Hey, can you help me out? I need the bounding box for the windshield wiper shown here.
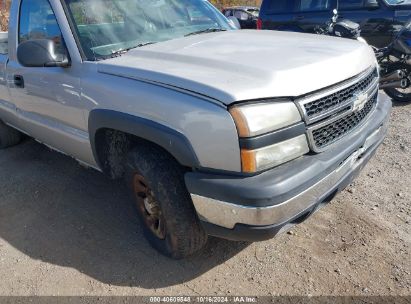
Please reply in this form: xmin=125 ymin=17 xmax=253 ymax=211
xmin=132 ymin=42 xmax=157 ymax=48
xmin=111 ymin=42 xmax=157 ymax=57
xmin=185 ymin=28 xmax=227 ymax=37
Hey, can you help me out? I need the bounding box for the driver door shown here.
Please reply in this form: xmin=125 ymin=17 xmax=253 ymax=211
xmin=6 ymin=0 xmax=89 ymax=161
xmin=337 ymin=0 xmax=393 ymax=48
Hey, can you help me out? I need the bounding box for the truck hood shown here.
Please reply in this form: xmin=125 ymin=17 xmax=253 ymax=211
xmin=97 ymin=30 xmax=376 ymax=105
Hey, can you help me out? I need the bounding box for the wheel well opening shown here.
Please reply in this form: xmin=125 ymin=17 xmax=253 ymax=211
xmin=94 ymin=128 xmax=189 ymax=179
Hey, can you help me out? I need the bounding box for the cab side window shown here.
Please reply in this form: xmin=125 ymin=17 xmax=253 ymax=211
xmin=234 ymin=10 xmax=249 ymax=20
xmin=339 ymin=0 xmax=365 ymax=9
xmin=298 ymin=0 xmax=333 ymax=12
xmin=266 ymin=0 xmax=297 ymax=14
xmin=19 ymin=0 xmax=65 ymax=55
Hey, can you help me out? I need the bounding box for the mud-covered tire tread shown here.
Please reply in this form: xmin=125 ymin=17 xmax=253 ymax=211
xmin=0 ymin=121 xmax=22 ymax=149
xmin=125 ymin=144 xmax=207 ymax=259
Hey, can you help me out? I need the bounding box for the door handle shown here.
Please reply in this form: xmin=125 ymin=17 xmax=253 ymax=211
xmin=13 ymin=75 xmax=24 ymax=88
xmin=294 ymin=15 xmax=305 ymax=21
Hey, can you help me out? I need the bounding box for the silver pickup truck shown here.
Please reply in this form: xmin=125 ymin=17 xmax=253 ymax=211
xmin=0 ymin=0 xmax=391 ymax=259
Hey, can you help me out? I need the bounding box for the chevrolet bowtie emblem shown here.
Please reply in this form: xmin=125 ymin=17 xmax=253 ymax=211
xmin=353 ymin=92 xmax=368 ymax=112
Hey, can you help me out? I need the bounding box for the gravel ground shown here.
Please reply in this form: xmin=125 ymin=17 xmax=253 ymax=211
xmin=0 ymin=96 xmax=410 ymax=296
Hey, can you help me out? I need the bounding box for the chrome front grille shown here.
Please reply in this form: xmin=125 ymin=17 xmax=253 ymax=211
xmin=303 ymin=68 xmax=378 ymax=120
xmin=296 ymin=66 xmax=380 ymax=153
xmin=310 ymin=91 xmax=378 ymax=149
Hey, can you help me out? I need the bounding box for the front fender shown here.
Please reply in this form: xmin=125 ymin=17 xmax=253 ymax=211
xmin=88 ymin=109 xmax=200 ymax=170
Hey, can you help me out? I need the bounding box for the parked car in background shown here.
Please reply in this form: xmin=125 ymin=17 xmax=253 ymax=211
xmin=258 ymin=0 xmax=411 ymax=48
xmin=223 ymin=6 xmax=260 ymax=29
xmin=0 ymin=32 xmax=7 ymax=54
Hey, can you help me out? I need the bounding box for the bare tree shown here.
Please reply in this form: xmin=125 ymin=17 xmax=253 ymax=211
xmin=0 ymin=0 xmax=11 ymax=31
xmin=210 ymin=0 xmax=261 ymax=10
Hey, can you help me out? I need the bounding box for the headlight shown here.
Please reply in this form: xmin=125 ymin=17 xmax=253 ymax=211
xmin=230 ymin=101 xmax=309 ymax=173
xmin=229 ymin=101 xmax=302 ymax=137
xmin=241 ymin=135 xmax=309 ymax=172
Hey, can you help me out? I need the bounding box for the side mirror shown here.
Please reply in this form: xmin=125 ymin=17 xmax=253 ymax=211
xmin=332 ymin=8 xmax=338 ymax=23
xmin=17 ymin=39 xmax=70 ymax=68
xmin=364 ymin=0 xmax=379 ymax=9
xmin=227 ymin=16 xmax=241 ymax=29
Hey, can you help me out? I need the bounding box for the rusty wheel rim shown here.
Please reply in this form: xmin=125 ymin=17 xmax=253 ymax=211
xmin=133 ymin=174 xmax=166 ymax=240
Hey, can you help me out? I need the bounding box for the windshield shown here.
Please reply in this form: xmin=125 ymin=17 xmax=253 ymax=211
xmin=63 ymin=0 xmax=233 ymax=60
xmin=383 ymin=0 xmax=411 ymax=5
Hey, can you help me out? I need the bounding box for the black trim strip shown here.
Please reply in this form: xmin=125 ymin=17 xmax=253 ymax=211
xmin=59 ymin=0 xmax=87 ymax=61
xmin=88 ymin=109 xmax=200 ymax=173
xmin=239 ymin=122 xmax=306 ymax=150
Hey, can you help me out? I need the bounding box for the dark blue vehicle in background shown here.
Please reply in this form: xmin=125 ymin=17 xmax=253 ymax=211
xmin=257 ymin=0 xmax=411 ymax=48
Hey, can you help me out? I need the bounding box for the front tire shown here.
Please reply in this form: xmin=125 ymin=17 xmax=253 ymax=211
xmin=384 ymin=88 xmax=411 ymax=103
xmin=0 ymin=121 xmax=22 ymax=149
xmin=125 ymin=144 xmax=207 ymax=259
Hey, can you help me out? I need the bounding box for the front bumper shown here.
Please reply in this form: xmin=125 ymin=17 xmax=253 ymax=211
xmin=185 ymin=93 xmax=392 ymax=241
